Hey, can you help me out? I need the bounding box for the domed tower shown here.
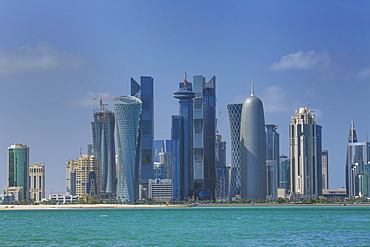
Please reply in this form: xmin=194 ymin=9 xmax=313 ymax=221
xmin=240 ymin=84 xmax=266 ymax=200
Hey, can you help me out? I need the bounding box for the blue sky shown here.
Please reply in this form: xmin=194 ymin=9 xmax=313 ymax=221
xmin=1 ymin=1 xmax=370 ymax=194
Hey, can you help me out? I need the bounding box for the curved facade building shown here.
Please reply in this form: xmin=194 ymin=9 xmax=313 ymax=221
xmin=114 ymin=96 xmax=142 ymax=202
xmin=240 ymin=94 xmax=266 ymax=200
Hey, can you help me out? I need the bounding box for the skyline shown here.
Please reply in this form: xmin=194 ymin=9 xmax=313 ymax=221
xmin=1 ymin=1 xmax=370 ymax=193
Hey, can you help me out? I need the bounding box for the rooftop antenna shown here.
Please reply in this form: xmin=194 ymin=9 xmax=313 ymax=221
xmin=80 ymin=147 xmax=82 ymax=157
xmin=251 ymin=80 xmax=254 ymax=96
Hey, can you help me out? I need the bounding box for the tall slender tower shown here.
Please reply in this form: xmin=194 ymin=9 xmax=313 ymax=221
xmin=193 ymin=75 xmax=216 ymax=198
xmin=131 ymin=76 xmax=154 ymax=190
xmin=266 ymin=124 xmax=279 ymax=199
xmin=8 ymin=143 xmax=29 ymax=200
xmin=29 ymin=163 xmax=45 ymax=202
xmin=114 ymin=95 xmax=142 ymax=202
xmin=290 ymin=107 xmax=322 ymax=198
xmin=91 ymin=109 xmax=115 ymax=198
xmin=227 ymin=103 xmax=243 ymax=198
xmin=240 ymin=86 xmax=266 ymax=200
xmin=172 ymin=74 xmax=195 ymax=200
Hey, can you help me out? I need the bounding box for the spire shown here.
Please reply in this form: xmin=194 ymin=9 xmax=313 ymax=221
xmin=183 ymin=72 xmax=188 ymax=87
xmin=251 ymin=80 xmax=254 ymax=96
xmin=349 ymin=121 xmax=358 ymax=143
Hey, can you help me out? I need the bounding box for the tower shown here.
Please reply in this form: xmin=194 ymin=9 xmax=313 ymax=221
xmin=172 ymin=74 xmax=195 ymax=200
xmin=193 ymin=75 xmax=216 ymax=198
xmin=240 ymin=87 xmax=267 ymax=200
xmin=322 ymin=150 xmax=329 ymax=190
xmin=131 ymin=76 xmax=154 ymax=190
xmin=114 ymin=95 xmax=142 ymax=202
xmin=265 ymin=124 xmax=279 ymax=199
xmin=29 ymin=163 xmax=45 ymax=202
xmin=290 ymin=107 xmax=322 ymax=198
xmin=8 ymin=143 xmax=29 ymax=200
xmin=91 ymin=109 xmax=116 ymax=198
xmin=227 ymin=103 xmax=243 ymax=198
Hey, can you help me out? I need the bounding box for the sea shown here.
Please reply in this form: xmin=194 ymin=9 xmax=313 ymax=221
xmin=1 ymin=205 xmax=369 ymax=246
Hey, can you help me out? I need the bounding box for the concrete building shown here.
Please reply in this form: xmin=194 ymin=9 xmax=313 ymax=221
xmin=240 ymin=87 xmax=266 ymax=200
xmin=29 ymin=163 xmax=45 ymax=202
xmin=73 ymin=155 xmax=99 ymax=196
xmin=290 ymin=107 xmax=322 ymax=198
xmin=322 ymin=150 xmax=329 ymax=190
xmin=148 ymin=179 xmax=172 ymax=202
xmin=4 ymin=186 xmax=24 ymax=202
xmin=172 ymin=74 xmax=195 ymax=200
xmin=114 ymin=95 xmax=142 ymax=202
xmin=8 ymin=143 xmax=29 ymax=200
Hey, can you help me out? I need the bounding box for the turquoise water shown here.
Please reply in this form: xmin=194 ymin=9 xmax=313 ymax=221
xmin=1 ymin=206 xmax=370 ymax=246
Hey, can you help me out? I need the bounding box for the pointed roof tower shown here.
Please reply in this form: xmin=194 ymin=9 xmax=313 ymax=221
xmin=348 ymin=121 xmax=358 ymax=143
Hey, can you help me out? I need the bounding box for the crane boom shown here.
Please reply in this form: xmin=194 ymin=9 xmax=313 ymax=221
xmin=92 ymin=95 xmax=116 ymax=111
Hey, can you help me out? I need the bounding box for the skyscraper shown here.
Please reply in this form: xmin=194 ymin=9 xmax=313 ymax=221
xmin=114 ymin=95 xmax=142 ymax=202
xmin=290 ymin=107 xmax=322 ymax=198
xmin=322 ymin=150 xmax=329 ymax=190
xmin=240 ymin=89 xmax=266 ymax=200
xmin=215 ymin=134 xmax=228 ymax=201
xmin=227 ymin=103 xmax=243 ymax=198
xmin=266 ymin=124 xmax=279 ymax=199
xmin=8 ymin=143 xmax=29 ymax=199
xmin=72 ymin=155 xmax=99 ymax=196
xmin=172 ymin=74 xmax=195 ymax=200
xmin=131 ymin=76 xmax=154 ymax=189
xmin=279 ymin=154 xmax=290 ymax=192
xmin=193 ymin=75 xmax=216 ymax=198
xmin=345 ymin=122 xmax=370 ymax=197
xmin=29 ymin=163 xmax=45 ymax=202
xmin=91 ymin=109 xmax=116 ymax=198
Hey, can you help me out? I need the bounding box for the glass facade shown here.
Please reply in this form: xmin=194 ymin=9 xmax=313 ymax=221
xmin=279 ymin=155 xmax=290 ymax=191
xmin=227 ymin=103 xmax=243 ymax=198
xmin=172 ymin=76 xmax=195 ymax=200
xmin=131 ymin=76 xmax=154 ymax=185
xmin=91 ymin=110 xmax=115 ymax=196
xmin=114 ymin=95 xmax=142 ymax=202
xmin=8 ymin=143 xmax=29 ymax=200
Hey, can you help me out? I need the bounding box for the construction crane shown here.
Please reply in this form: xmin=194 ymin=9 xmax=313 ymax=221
xmin=92 ymin=95 xmax=116 ymax=111
xmin=216 ymin=110 xmax=224 ymax=135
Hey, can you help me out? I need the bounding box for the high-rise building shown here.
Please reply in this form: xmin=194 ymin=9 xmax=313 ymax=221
xmin=8 ymin=143 xmax=29 ymax=200
xmin=345 ymin=122 xmax=370 ymax=197
xmin=91 ymin=109 xmax=116 ymax=198
xmin=172 ymin=74 xmax=195 ymax=200
xmin=155 ymin=140 xmax=172 ymax=179
xmin=193 ymin=75 xmax=216 ymax=199
xmin=114 ymin=95 xmax=142 ymax=202
xmin=240 ymin=89 xmax=266 ymax=200
xmin=322 ymin=150 xmax=329 ymax=190
xmin=72 ymin=155 xmax=99 ymax=196
xmin=29 ymin=163 xmax=45 ymax=202
xmin=279 ymin=154 xmax=290 ymax=193
xmin=266 ymin=124 xmax=279 ymax=199
xmin=227 ymin=103 xmax=243 ymax=198
xmin=215 ymin=134 xmax=228 ymax=201
xmin=131 ymin=76 xmax=154 ymax=188
xmin=66 ymin=159 xmax=79 ymax=195
xmin=290 ymin=107 xmax=322 ymax=198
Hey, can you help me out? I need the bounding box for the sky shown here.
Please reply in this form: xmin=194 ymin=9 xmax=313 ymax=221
xmin=1 ymin=1 xmax=370 ymax=194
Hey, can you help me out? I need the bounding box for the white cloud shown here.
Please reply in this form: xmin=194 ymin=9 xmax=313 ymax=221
xmin=260 ymin=86 xmax=293 ymax=113
xmin=269 ymin=50 xmax=331 ymax=71
xmin=357 ymin=67 xmax=370 ymax=79
xmin=0 ymin=42 xmax=89 ymax=75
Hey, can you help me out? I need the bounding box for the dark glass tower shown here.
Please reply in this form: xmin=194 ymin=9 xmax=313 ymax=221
xmin=193 ymin=75 xmax=216 ymax=199
xmin=91 ymin=110 xmax=116 ymax=197
xmin=131 ymin=76 xmax=154 ymax=189
xmin=172 ymin=74 xmax=195 ymax=200
xmin=8 ymin=143 xmax=29 ymax=199
xmin=240 ymin=90 xmax=266 ymax=200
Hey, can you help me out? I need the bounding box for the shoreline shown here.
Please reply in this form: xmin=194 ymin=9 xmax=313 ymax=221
xmin=1 ymin=203 xmax=369 ymax=210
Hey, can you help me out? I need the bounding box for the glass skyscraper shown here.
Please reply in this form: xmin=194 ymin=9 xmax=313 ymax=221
xmin=290 ymin=107 xmax=322 ymax=198
xmin=193 ymin=75 xmax=216 ymax=199
xmin=265 ymin=124 xmax=279 ymax=199
xmin=227 ymin=103 xmax=243 ymax=198
xmin=131 ymin=76 xmax=154 ymax=188
xmin=114 ymin=95 xmax=142 ymax=202
xmin=240 ymin=91 xmax=266 ymax=200
xmin=8 ymin=143 xmax=29 ymax=200
xmin=91 ymin=110 xmax=116 ymax=197
xmin=279 ymin=154 xmax=290 ymax=192
xmin=172 ymin=75 xmax=195 ymax=200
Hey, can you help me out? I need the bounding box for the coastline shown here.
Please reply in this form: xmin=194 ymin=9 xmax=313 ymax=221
xmin=1 ymin=203 xmax=369 ymax=210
